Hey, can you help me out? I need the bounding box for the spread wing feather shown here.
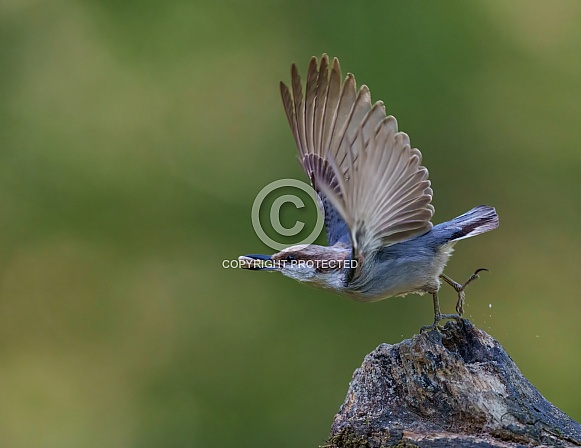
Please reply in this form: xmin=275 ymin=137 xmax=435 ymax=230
xmin=280 ymin=54 xmax=433 ymax=253
xmin=319 ymin=114 xmax=434 ymax=258
xmin=280 ymin=55 xmax=382 ymax=245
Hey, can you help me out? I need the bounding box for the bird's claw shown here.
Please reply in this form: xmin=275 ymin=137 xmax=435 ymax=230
xmin=442 ymin=268 xmax=489 ymax=316
xmin=420 ymin=313 xmax=462 ymax=333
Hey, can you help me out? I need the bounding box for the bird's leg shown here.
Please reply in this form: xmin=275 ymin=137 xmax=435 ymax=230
xmin=440 ymin=268 xmax=488 ymax=316
xmin=420 ymin=291 xmax=461 ymax=333
xmin=420 ymin=268 xmax=487 ymax=333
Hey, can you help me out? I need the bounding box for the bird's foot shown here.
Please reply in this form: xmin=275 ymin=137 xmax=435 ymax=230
xmin=440 ymin=268 xmax=488 ymax=316
xmin=420 ymin=313 xmax=463 ymax=333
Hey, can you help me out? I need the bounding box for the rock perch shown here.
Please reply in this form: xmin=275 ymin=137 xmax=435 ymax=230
xmin=328 ymin=319 xmax=581 ymax=447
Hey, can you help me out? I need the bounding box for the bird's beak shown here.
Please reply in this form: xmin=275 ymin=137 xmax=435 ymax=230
xmin=238 ymin=254 xmax=277 ymax=271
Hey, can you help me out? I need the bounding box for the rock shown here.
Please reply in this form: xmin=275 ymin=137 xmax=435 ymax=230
xmin=328 ymin=319 xmax=581 ymax=447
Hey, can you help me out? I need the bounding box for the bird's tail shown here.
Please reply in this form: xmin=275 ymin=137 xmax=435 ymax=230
xmin=440 ymin=205 xmax=499 ymax=242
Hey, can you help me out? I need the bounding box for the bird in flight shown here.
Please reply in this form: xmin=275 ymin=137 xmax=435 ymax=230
xmin=239 ymin=54 xmax=498 ymax=330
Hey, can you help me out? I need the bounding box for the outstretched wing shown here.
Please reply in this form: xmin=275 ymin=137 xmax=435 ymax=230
xmin=280 ymin=55 xmax=382 ymax=246
xmin=319 ymin=111 xmax=434 ymax=260
xmin=280 ymin=54 xmax=434 ymax=257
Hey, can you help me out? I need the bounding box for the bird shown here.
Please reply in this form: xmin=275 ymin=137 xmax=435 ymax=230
xmin=239 ymin=54 xmax=498 ymax=331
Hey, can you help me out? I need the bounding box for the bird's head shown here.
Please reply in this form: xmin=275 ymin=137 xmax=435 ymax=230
xmin=238 ymin=244 xmax=354 ymax=290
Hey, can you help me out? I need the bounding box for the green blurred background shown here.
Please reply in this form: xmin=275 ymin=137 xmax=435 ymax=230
xmin=1 ymin=0 xmax=580 ymax=446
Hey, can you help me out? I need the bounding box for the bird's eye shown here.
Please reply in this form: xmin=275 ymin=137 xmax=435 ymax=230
xmin=286 ymin=255 xmax=296 ymax=262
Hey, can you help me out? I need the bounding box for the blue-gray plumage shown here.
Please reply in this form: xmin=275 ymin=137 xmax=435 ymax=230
xmin=239 ymin=55 xmax=499 ymax=330
xmin=347 ymin=205 xmax=497 ymax=301
xmin=321 ymin=196 xmax=350 ymax=246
